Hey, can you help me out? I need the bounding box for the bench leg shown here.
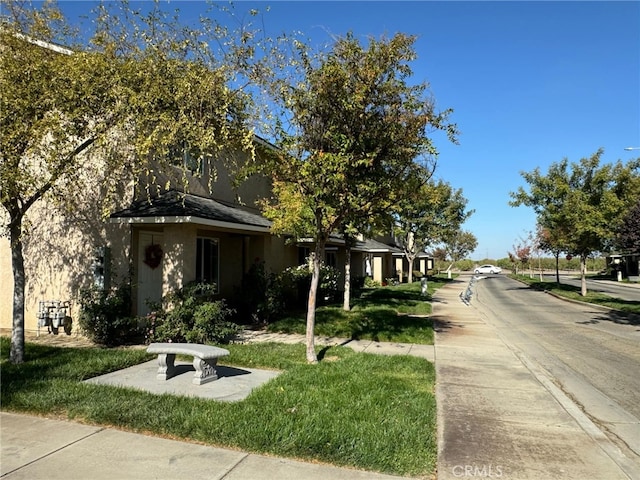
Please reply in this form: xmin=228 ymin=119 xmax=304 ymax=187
xmin=192 ymin=357 xmax=218 ymax=385
xmin=156 ymin=353 xmax=176 ymax=380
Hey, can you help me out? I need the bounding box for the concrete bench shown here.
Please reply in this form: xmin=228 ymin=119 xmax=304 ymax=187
xmin=146 ymin=343 xmax=230 ymax=385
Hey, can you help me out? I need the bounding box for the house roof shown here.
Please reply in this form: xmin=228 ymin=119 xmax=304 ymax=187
xmin=353 ymin=237 xmax=403 ymax=254
xmin=110 ymin=190 xmax=272 ymax=232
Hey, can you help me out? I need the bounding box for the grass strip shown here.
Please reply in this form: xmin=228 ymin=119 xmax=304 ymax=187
xmin=1 ymin=338 xmax=436 ymax=477
xmin=269 ymin=279 xmax=450 ymax=344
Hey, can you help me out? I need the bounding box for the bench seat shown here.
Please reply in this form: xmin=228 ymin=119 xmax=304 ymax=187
xmin=146 ymin=342 xmax=230 ymax=385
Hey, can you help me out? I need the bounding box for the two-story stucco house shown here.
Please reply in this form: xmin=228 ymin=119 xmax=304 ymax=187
xmin=2 ymin=133 xmax=425 ymax=335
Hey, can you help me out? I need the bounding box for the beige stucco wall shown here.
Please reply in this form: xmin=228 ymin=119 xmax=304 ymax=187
xmin=162 ymin=224 xmax=197 ymax=296
xmin=0 ymin=235 xmax=14 ymax=329
xmin=1 ymin=130 xmax=139 ymax=333
xmin=1 ymin=182 xmax=132 ymax=334
xmin=142 ymin=148 xmax=272 ymax=216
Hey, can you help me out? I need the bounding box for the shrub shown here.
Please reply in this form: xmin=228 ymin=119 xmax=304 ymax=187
xmin=231 ymin=260 xmax=284 ymax=326
xmin=364 ymin=276 xmax=380 ymax=288
xmin=231 ymin=260 xmax=343 ymax=325
xmin=282 ymin=262 xmax=342 ymax=304
xmin=456 ymin=259 xmax=475 ymax=271
xmin=78 ymin=282 xmax=141 ymax=346
xmin=146 ymin=283 xmax=239 ymax=344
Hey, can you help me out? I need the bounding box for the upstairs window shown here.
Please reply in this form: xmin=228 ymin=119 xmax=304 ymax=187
xmin=170 ymin=141 xmax=204 ymax=176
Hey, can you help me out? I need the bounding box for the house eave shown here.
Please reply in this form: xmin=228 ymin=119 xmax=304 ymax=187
xmin=109 ymin=215 xmax=271 ymax=233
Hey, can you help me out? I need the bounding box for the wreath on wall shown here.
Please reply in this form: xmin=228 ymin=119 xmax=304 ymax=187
xmin=144 ymin=244 xmax=163 ymax=269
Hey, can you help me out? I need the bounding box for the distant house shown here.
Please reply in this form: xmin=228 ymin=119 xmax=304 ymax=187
xmin=606 ymin=253 xmax=640 ymax=282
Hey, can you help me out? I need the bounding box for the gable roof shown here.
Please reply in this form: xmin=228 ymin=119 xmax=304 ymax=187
xmin=110 ymin=190 xmax=271 ymax=232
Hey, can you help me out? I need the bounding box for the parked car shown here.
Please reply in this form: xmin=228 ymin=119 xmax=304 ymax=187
xmin=474 ymin=264 xmax=502 ymax=274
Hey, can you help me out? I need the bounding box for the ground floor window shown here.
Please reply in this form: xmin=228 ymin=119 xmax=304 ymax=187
xmin=196 ymin=237 xmax=219 ymax=290
xmin=325 ymin=250 xmax=337 ymax=268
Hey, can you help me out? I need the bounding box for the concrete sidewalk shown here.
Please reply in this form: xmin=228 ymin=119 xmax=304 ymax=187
xmin=0 ymin=411 xmax=408 ymax=480
xmin=433 ymin=277 xmax=638 ymax=480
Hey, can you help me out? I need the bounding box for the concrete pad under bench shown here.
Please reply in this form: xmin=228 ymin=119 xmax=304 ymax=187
xmin=146 ymin=342 xmax=230 ymax=385
xmin=84 ymin=360 xmax=280 ymax=402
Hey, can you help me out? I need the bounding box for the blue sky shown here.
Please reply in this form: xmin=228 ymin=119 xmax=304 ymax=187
xmin=54 ymin=1 xmax=640 ymax=260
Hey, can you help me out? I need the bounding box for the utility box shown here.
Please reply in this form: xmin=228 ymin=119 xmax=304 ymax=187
xmin=421 ymin=277 xmax=428 ymax=296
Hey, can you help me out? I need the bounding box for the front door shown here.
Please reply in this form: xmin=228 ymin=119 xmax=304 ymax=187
xmin=137 ymin=232 xmax=163 ymax=316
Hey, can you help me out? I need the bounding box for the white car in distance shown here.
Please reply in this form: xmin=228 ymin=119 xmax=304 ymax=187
xmin=474 ymin=264 xmax=502 ymax=274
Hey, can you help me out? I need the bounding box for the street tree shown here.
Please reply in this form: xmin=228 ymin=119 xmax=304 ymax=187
xmin=509 ymin=238 xmax=531 ymax=275
xmin=393 ymin=178 xmax=472 ymax=283
xmin=0 ymin=1 xmax=283 ymax=363
xmin=510 ymin=149 xmax=640 ymax=295
xmin=443 ymin=229 xmax=477 ymax=274
xmin=537 ymin=224 xmax=566 ymax=284
xmin=259 ymin=33 xmax=457 ymax=363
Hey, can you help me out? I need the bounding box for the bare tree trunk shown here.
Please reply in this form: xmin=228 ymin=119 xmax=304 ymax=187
xmin=305 ymin=240 xmax=324 ymax=364
xmin=406 ymin=253 xmax=416 ymax=283
xmin=538 ymin=255 xmax=543 ymax=281
xmin=555 ymin=253 xmax=560 ymax=284
xmin=10 ymin=221 xmax=25 ymax=364
xmin=343 ymin=246 xmax=351 ymax=311
xmin=580 ymin=255 xmax=588 ymax=296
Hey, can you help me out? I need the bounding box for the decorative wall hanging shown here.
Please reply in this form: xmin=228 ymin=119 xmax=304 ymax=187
xmin=144 ymin=243 xmax=163 ymax=269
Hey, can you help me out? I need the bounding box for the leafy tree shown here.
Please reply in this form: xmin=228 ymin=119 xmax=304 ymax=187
xmin=537 ymin=225 xmax=565 ymax=284
xmin=510 ymin=149 xmax=640 ymax=295
xmin=616 ymin=199 xmax=640 ymax=253
xmin=509 ymin=238 xmax=531 ymax=275
xmin=259 ymin=33 xmax=457 ymax=363
xmin=0 ymin=1 xmax=281 ymax=362
xmin=393 ymin=178 xmax=472 ymax=283
xmin=441 ymin=229 xmax=477 ymax=274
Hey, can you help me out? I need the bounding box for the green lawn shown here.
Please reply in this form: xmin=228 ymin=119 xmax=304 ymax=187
xmin=511 ymin=274 xmax=640 ymax=319
xmin=268 ymin=278 xmax=449 ymax=344
xmin=1 ymin=280 xmax=442 ymax=477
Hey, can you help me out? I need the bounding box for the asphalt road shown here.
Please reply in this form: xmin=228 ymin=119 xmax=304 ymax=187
xmin=469 ymin=274 xmax=640 ymax=471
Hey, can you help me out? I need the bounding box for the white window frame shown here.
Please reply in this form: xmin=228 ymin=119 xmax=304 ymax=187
xmin=196 ymin=236 xmax=220 ymax=292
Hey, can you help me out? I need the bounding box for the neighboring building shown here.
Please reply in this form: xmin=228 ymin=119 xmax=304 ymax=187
xmin=606 ymin=253 xmax=640 ymax=282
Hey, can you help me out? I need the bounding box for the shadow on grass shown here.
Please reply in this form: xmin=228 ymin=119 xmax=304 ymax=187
xmin=357 ymin=287 xmax=429 ymax=307
xmin=268 ymin=282 xmax=438 ymax=343
xmin=0 ymin=339 xmax=152 ymax=409
xmin=349 ymin=309 xmax=433 ymax=342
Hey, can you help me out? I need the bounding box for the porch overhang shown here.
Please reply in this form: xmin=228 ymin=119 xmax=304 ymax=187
xmin=295 ymin=236 xmax=403 ymax=254
xmin=109 ymin=190 xmax=272 ymax=234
